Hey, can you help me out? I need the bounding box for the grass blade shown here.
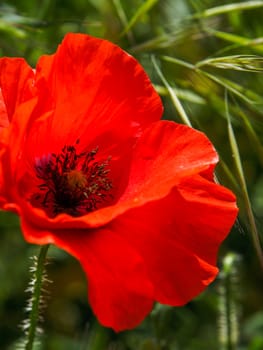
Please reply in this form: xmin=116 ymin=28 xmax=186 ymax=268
xmin=112 ymin=0 xmax=135 ymax=43
xmin=120 ymin=0 xmax=158 ymax=36
xmin=205 ymin=29 xmax=263 ymax=55
xmin=161 ymin=55 xmax=263 ymax=105
xmin=151 ymin=55 xmax=192 ymax=127
xmin=200 ymin=71 xmax=263 ymax=105
xmin=196 ymin=55 xmax=263 ymax=72
xmin=225 ymin=93 xmax=263 ymax=270
xmin=193 ymin=1 xmax=263 ymax=19
xmin=154 ymin=84 xmax=205 ymax=105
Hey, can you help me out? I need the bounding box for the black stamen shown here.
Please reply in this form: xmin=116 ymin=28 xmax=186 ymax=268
xmin=31 ymin=141 xmax=113 ymax=217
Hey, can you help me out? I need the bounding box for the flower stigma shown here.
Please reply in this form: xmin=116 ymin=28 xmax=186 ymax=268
xmin=31 ymin=140 xmax=112 ymax=217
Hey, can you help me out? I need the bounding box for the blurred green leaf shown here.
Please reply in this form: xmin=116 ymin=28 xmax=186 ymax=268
xmin=225 ymin=92 xmax=263 ymax=270
xmin=120 ymin=0 xmax=158 ymax=36
xmin=193 ymin=1 xmax=263 ymax=19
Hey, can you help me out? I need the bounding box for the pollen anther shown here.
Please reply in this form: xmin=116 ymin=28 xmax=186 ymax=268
xmin=31 ymin=141 xmax=112 ymax=217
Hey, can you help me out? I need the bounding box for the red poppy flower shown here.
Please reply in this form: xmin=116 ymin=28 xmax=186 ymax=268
xmin=0 ymin=33 xmax=238 ymax=331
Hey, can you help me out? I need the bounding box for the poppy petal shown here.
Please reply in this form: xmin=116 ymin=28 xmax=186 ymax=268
xmin=20 ymin=218 xmax=154 ymax=331
xmin=0 ymin=58 xmax=34 ymax=121
xmin=0 ymin=88 xmax=8 ymax=133
xmin=111 ymin=177 xmax=237 ymax=305
xmin=119 ymin=120 xmax=218 ymax=203
xmin=25 ymin=33 xmax=163 ymax=154
xmin=0 ymin=89 xmax=8 ymax=200
xmin=0 ymin=58 xmax=37 ymax=204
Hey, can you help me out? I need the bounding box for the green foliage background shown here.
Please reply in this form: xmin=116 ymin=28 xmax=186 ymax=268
xmin=0 ymin=0 xmax=263 ymax=349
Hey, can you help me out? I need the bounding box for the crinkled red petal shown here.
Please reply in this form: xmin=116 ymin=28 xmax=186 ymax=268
xmin=23 ymin=33 xmax=163 ymax=157
xmin=110 ymin=176 xmax=238 ymax=305
xmin=0 ymin=58 xmax=34 ymax=121
xmin=0 ymin=88 xmax=8 ymax=133
xmin=21 ymin=217 xmax=154 ymax=331
xmin=0 ymin=58 xmax=36 ymax=205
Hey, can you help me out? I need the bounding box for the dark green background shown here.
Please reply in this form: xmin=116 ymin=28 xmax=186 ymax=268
xmin=1 ymin=1 xmax=263 ymax=349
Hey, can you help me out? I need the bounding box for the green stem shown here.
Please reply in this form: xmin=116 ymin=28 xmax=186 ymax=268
xmin=25 ymin=244 xmax=50 ymax=350
xmin=218 ymin=254 xmax=241 ymax=350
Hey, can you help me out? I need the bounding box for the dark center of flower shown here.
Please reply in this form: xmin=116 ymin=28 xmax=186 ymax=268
xmin=30 ymin=140 xmax=112 ymax=217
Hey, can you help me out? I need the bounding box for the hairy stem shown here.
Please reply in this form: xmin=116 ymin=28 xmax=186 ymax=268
xmin=25 ymin=244 xmax=49 ymax=350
